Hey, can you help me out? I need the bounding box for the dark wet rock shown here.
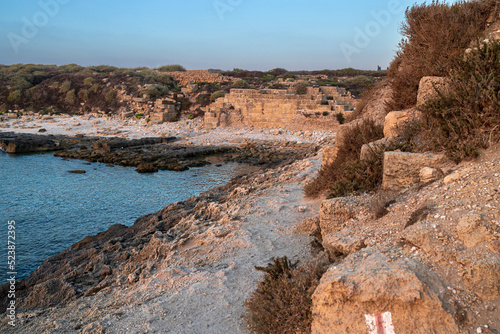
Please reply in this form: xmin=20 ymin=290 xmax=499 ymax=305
xmin=136 ymin=163 xmax=158 ymax=173
xmin=68 ymin=170 xmax=86 ymax=174
xmin=38 ymin=128 xmax=47 ymax=133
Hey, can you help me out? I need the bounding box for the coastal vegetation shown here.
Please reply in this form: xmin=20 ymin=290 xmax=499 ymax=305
xmin=306 ymin=0 xmax=500 ymax=198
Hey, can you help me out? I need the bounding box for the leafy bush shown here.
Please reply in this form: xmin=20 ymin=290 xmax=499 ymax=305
xmin=65 ymin=89 xmax=76 ymax=105
xmin=415 ymin=41 xmax=500 ymax=162
xmin=142 ymin=84 xmax=169 ymax=100
xmin=7 ymin=90 xmax=22 ymax=103
xmin=78 ymin=89 xmax=88 ymax=100
xmin=245 ymin=257 xmax=326 ymax=334
xmin=387 ymin=0 xmax=495 ymax=110
xmin=135 ymin=112 xmax=144 ymax=119
xmin=188 ymin=114 xmax=194 ymax=120
xmin=233 ymin=79 xmax=249 ymax=88
xmin=59 ymin=80 xmax=72 ymax=93
xmin=104 ymin=89 xmax=117 ymax=103
xmin=89 ymin=84 xmax=101 ymax=94
xmin=210 ymin=90 xmax=226 ymax=102
xmin=305 ymin=120 xmax=384 ymax=197
xmin=156 ymin=64 xmax=186 ymax=72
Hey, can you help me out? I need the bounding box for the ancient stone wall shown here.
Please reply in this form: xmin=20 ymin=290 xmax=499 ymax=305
xmin=205 ymin=88 xmax=355 ymax=129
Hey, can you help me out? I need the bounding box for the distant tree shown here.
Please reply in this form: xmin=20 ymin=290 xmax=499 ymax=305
xmin=268 ymin=68 xmax=288 ymax=77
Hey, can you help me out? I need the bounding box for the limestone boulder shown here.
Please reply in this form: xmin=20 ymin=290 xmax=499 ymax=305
xmin=419 ymin=167 xmax=444 ymax=184
xmin=311 ymin=253 xmax=459 ymax=334
xmin=382 ymin=152 xmax=448 ymax=191
xmin=383 ymin=110 xmax=420 ymax=138
xmin=416 ymin=76 xmax=450 ymax=107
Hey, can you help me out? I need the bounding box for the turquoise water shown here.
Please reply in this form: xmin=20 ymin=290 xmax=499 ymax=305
xmin=0 ymin=152 xmax=255 ymax=282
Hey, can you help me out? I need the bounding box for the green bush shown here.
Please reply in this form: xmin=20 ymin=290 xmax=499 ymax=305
xmin=104 ymin=89 xmax=117 ymax=103
xmin=210 ymin=90 xmax=226 ymax=102
xmin=188 ymin=114 xmax=194 ymax=120
xmin=59 ymin=80 xmax=72 ymax=93
xmin=78 ymin=89 xmax=88 ymax=100
xmin=89 ymin=84 xmax=101 ymax=94
xmin=7 ymin=90 xmax=22 ymax=103
xmin=83 ymin=77 xmax=94 ymax=86
xmin=245 ymin=257 xmax=326 ymax=334
xmin=135 ymin=112 xmax=144 ymax=119
xmin=65 ymin=89 xmax=76 ymax=105
xmin=387 ymin=0 xmax=495 ymax=110
xmin=156 ymin=64 xmax=186 ymax=72
xmin=233 ymin=79 xmax=249 ymax=88
xmin=142 ymin=84 xmax=169 ymax=100
xmin=416 ymin=41 xmax=500 ymax=162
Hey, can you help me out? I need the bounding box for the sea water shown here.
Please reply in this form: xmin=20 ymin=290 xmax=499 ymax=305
xmin=0 ymin=152 xmax=255 ymax=282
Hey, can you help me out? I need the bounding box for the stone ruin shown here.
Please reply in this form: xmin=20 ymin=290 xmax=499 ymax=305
xmin=204 ymin=86 xmax=356 ymax=129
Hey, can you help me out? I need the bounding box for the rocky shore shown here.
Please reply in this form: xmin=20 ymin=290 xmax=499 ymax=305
xmin=0 ymin=134 xmax=324 ymax=333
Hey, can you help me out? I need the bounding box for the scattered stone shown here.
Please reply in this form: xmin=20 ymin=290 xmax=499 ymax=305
xmin=420 ymin=167 xmax=443 ymax=185
xmin=136 ymin=163 xmax=158 ymax=173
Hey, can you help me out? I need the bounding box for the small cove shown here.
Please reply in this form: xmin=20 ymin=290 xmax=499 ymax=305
xmin=0 ymin=152 xmax=257 ymax=282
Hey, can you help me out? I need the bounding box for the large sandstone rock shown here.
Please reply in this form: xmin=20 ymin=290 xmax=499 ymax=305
xmin=416 ymin=76 xmax=450 ymax=107
xmin=311 ymin=253 xmax=459 ymax=334
xmin=383 ymin=110 xmax=420 ymax=138
xmin=382 ymin=152 xmax=448 ymax=191
xmin=319 ymin=197 xmax=361 ymax=237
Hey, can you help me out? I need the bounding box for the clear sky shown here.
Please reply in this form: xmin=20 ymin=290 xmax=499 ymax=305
xmin=0 ymin=0 xmax=458 ymax=71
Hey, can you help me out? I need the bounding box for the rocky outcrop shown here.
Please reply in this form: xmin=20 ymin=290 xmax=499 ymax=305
xmin=311 ymin=253 xmax=459 ymax=334
xmin=416 ymin=76 xmax=450 ymax=107
xmin=319 ymin=197 xmax=361 ymax=237
xmin=382 ymin=152 xmax=448 ymax=191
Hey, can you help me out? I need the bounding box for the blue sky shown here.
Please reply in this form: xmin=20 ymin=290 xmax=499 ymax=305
xmin=0 ymin=0 xmax=457 ymax=70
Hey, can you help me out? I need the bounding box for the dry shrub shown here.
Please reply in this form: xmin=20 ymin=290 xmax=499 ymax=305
xmin=405 ymin=41 xmax=500 ymax=163
xmin=245 ymin=257 xmax=326 ymax=334
xmin=387 ymin=0 xmax=494 ymax=111
xmin=305 ymin=120 xmax=384 ymax=198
